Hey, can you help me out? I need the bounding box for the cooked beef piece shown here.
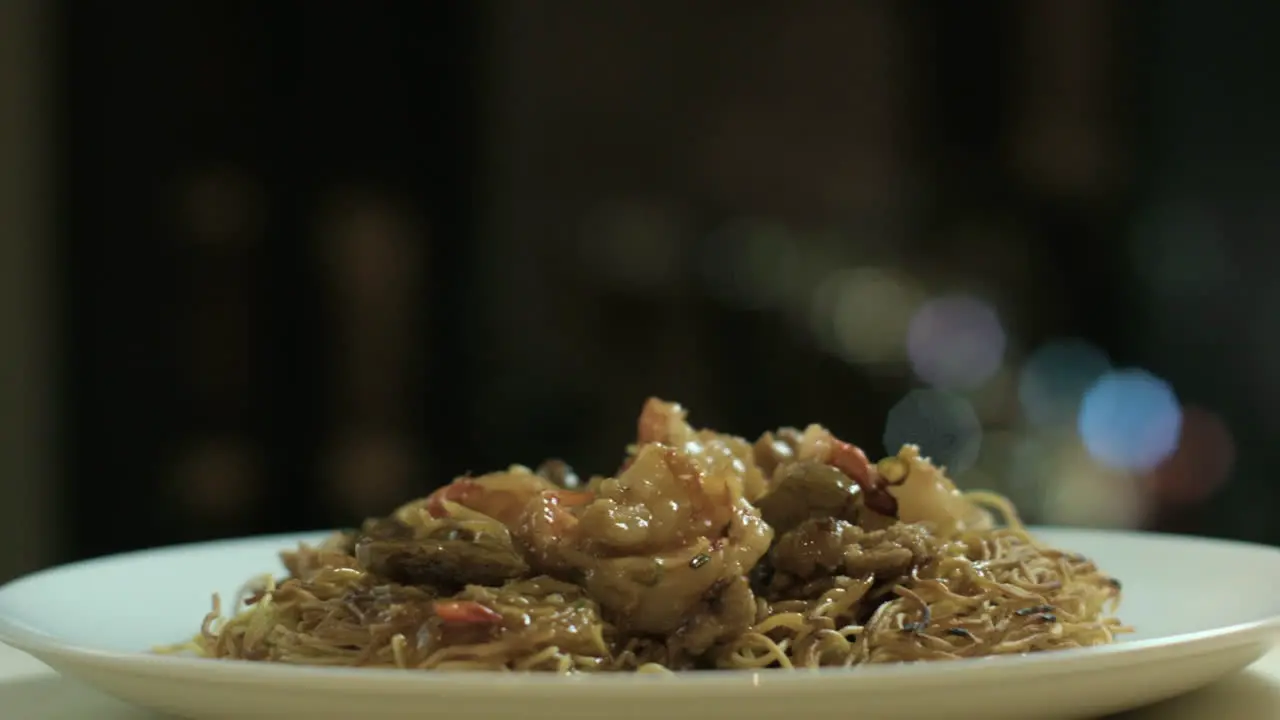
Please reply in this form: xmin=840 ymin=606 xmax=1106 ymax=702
xmin=354 ymin=517 xmax=530 ymax=588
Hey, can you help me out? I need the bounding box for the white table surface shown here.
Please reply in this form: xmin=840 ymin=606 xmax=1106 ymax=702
xmin=1 ymin=641 xmax=1278 ymax=719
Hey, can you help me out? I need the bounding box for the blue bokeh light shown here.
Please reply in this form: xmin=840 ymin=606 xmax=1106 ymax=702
xmin=1019 ymin=339 xmax=1112 ymax=427
xmin=884 ymin=389 xmax=983 ymax=474
xmin=1078 ymin=369 xmax=1182 ymax=472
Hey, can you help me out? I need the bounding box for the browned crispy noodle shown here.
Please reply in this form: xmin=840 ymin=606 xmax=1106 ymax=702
xmin=163 ymin=398 xmax=1128 ymax=672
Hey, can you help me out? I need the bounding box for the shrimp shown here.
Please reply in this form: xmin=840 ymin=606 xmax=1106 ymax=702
xmin=514 ymin=442 xmax=773 ymax=638
xmin=433 ymin=600 xmax=504 ymax=625
xmin=403 ymin=465 xmax=593 ymax=531
xmin=791 ymin=425 xmax=991 ymax=535
xmin=789 ymin=424 xmax=901 ymax=519
xmin=635 ymin=397 xmax=770 ymax=503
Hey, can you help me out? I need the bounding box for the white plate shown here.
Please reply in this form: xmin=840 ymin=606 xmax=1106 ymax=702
xmin=0 ymin=528 xmax=1277 ymax=720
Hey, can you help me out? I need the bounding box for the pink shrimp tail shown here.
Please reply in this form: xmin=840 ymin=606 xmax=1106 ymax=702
xmin=827 ymin=439 xmax=899 ymax=518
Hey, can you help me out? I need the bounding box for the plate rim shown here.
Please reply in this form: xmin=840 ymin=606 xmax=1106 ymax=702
xmin=3 ymin=527 xmax=1279 ymax=691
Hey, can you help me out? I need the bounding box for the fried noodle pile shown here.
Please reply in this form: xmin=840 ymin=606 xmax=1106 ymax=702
xmin=171 ymin=398 xmax=1128 ymax=672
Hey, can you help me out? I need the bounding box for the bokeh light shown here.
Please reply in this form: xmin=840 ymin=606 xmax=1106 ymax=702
xmin=807 ymin=270 xmax=846 ymax=351
xmin=809 ymin=267 xmax=923 ymax=366
xmin=906 ymin=294 xmax=1006 ymax=391
xmin=1078 ymin=368 xmax=1182 ymax=472
xmin=1041 ymin=443 xmax=1147 ymax=529
xmin=1006 ymin=431 xmax=1146 ymax=529
xmin=967 ymin=365 xmax=1019 ymax=425
xmin=883 ymin=389 xmax=982 ymax=474
xmin=1143 ymin=405 xmax=1235 ymax=506
xmin=1018 ymin=338 xmax=1112 ymax=427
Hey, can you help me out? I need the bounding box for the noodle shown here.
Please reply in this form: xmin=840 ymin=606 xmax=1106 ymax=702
xmin=169 ymin=398 xmax=1129 ymax=673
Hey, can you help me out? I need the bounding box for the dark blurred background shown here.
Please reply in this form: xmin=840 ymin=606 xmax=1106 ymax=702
xmin=1 ymin=1 xmax=1276 ymax=582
